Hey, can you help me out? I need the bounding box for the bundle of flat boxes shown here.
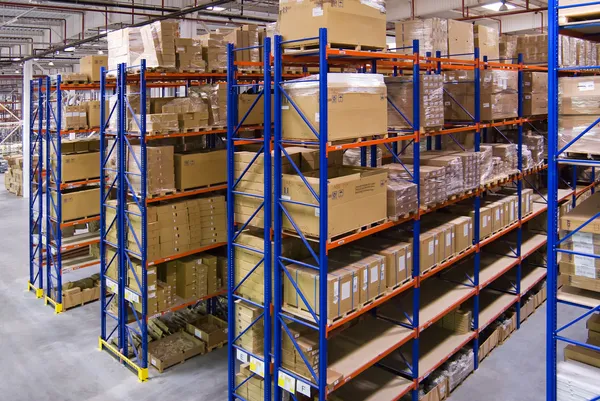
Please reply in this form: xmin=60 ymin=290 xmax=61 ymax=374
xmin=161 ymin=96 xmax=209 ymax=131
xmin=281 ymin=322 xmax=321 ymax=381
xmin=235 ymin=363 xmax=273 ymax=401
xmin=126 ymin=195 xmax=226 ymax=262
xmin=129 ymin=113 xmax=179 ymax=134
xmin=385 ymin=75 xmax=444 ymax=129
xmin=559 ymin=192 xmax=600 ymax=293
xmin=559 ymin=76 xmax=600 ymax=155
xmin=385 ymin=163 xmax=447 ymax=207
xmin=235 ymin=300 xmax=264 ymax=357
xmin=127 ymin=145 xmax=175 ymax=196
xmin=517 ymin=34 xmax=548 ymax=64
xmin=560 ymin=35 xmax=600 ymax=67
xmin=224 ymin=25 xmax=261 ymax=71
xmin=523 ymin=72 xmax=549 ymax=116
xmin=386 ymin=178 xmax=419 ymax=219
xmin=499 ymin=34 xmax=517 ymax=64
xmin=444 ymin=69 xmax=518 ymax=121
xmin=196 ymin=31 xmax=228 ymax=72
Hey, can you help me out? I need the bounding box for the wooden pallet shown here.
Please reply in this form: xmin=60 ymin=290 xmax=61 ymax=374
xmin=211 ymin=125 xmax=227 ymax=131
xmin=180 ymin=68 xmax=207 ymax=73
xmin=178 ymin=182 xmax=227 ymax=193
xmin=64 ymin=126 xmax=89 ymax=131
xmin=327 ymin=218 xmax=389 ymax=244
xmin=181 ymin=126 xmax=211 ymax=133
xmin=209 ymin=69 xmax=227 ymax=74
xmin=282 ymin=303 xmax=357 ymax=326
xmin=387 ymin=276 xmax=413 ymax=294
xmin=238 ymin=68 xmax=262 ymax=74
xmin=63 ymin=176 xmax=100 ymax=185
xmin=133 ymin=129 xmax=180 ymax=136
xmin=142 ymin=190 xmax=177 ymax=200
xmin=63 ymin=79 xmax=89 ymax=85
xmin=61 ymin=214 xmax=100 ymax=224
xmin=389 ymin=212 xmax=414 ymax=223
xmin=206 ymin=340 xmax=227 ymax=353
xmin=283 ymin=41 xmax=386 ymax=52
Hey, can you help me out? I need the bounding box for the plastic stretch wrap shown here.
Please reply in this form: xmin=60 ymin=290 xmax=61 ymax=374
xmin=191 ymin=83 xmax=227 ymax=126
xmin=384 ymin=163 xmax=447 ymax=206
xmin=56 ymin=92 xmax=87 ymax=130
xmin=441 ymin=156 xmax=464 ymax=196
xmin=560 ymin=76 xmax=600 ymax=115
xmin=140 ymin=20 xmax=178 ymax=69
xmin=127 ymin=145 xmax=176 ymax=195
xmin=343 ymin=147 xmax=382 ymax=167
xmin=441 ymin=347 xmax=475 ymax=392
xmin=453 ymin=151 xmax=480 ymax=191
xmin=479 ymin=145 xmax=494 ymax=184
xmin=386 ymin=177 xmax=418 ymax=219
xmin=522 ymin=145 xmax=534 ymax=170
xmin=162 ymin=95 xmax=207 ymax=114
xmin=524 ymin=133 xmax=545 ymax=166
xmin=559 ymin=35 xmax=576 ymax=67
xmin=499 ymin=34 xmax=517 ymax=64
xmin=386 ymin=75 xmax=444 ymax=128
xmin=490 ymin=143 xmax=518 ymax=175
xmin=516 ymin=34 xmax=548 ymax=64
xmin=283 ymin=73 xmax=386 ymax=96
xmin=396 ymin=18 xmax=447 ymax=57
xmin=107 ymin=27 xmax=144 ymax=71
xmin=559 ymin=116 xmax=600 ymax=155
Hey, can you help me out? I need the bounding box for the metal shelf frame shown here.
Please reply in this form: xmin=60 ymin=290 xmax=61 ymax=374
xmin=226 ymin=38 xmax=273 ymax=401
xmin=27 ymin=77 xmax=45 ymax=299
xmin=547 ymin=1 xmax=600 ymax=399
xmin=257 ymin=28 xmax=550 ymax=401
xmin=99 ymin=61 xmax=229 ymax=381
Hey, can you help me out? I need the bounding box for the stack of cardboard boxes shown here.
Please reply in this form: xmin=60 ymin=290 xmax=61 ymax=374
xmin=474 ymin=25 xmax=500 ymax=61
xmin=523 ymin=72 xmax=549 ymax=116
xmin=385 ymin=75 xmax=444 ymax=129
xmin=559 ymin=76 xmax=600 ymax=154
xmin=499 ymin=34 xmax=517 ymax=63
xmin=560 ymin=192 xmax=600 ymax=293
xmin=5 ymin=155 xmax=23 ymax=196
xmin=174 ymin=150 xmax=226 ymax=191
xmin=396 ymin=18 xmax=474 ymax=60
xmin=174 ymin=38 xmax=205 ymax=71
xmin=127 ymin=145 xmax=175 ymax=196
xmin=235 ymin=300 xmax=264 ymax=356
xmin=385 ymin=163 xmax=447 ymax=207
xmin=196 ymin=31 xmax=228 ymax=71
xmin=79 ymin=55 xmax=108 ymax=82
xmin=386 ymin=178 xmax=419 ymax=219
xmin=235 ymin=363 xmax=272 ymax=401
xmin=63 ymin=105 xmax=87 ymax=130
xmin=517 ymin=34 xmax=548 ymax=64
xmin=564 ymin=313 xmax=600 ymax=368
xmin=162 ymin=96 xmax=209 ymax=131
xmin=224 ymin=25 xmax=261 ymax=71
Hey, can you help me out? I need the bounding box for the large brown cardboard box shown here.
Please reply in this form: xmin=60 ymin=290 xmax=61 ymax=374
xmin=448 ymin=20 xmax=474 ymax=60
xmin=174 ymin=150 xmax=226 ymax=190
xmin=395 ymin=18 xmax=448 ymax=57
xmin=564 ymin=344 xmax=600 ymax=368
xmin=281 ymin=74 xmax=387 ymax=142
xmin=474 ymin=25 xmax=499 ymax=61
xmin=186 ymin=315 xmax=228 ymax=348
xmin=51 ymin=187 xmax=100 ymax=222
xmin=85 ymin=100 xmax=109 ymax=128
xmin=238 ymin=93 xmax=274 ymax=126
xmin=278 ymin=0 xmax=387 ymax=50
xmin=281 ymin=166 xmax=387 ymax=238
xmin=559 ymin=76 xmax=600 ymax=115
xmin=560 ymin=192 xmax=600 ymax=233
xmin=420 ymin=230 xmax=437 ymax=273
xmin=80 ymin=55 xmax=108 ymax=82
xmin=352 ymin=237 xmax=412 ymax=288
xmin=523 ymin=93 xmax=548 ymax=116
xmin=448 ymin=215 xmax=473 ymax=253
xmin=523 ymin=72 xmax=548 ymax=93
xmin=56 ymin=152 xmax=100 ymax=182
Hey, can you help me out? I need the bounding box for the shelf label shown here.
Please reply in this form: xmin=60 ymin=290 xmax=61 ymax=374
xmin=236 ymin=349 xmax=248 ymax=363
xmin=124 ymin=288 xmax=140 ymax=304
xmin=249 ymin=356 xmax=264 ymax=377
xmin=278 ymin=371 xmax=295 ymax=393
xmin=296 ymin=379 xmax=311 ymax=397
xmin=105 ymin=278 xmax=118 ymax=294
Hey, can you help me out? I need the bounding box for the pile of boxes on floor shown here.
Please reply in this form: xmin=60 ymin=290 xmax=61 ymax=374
xmin=558 ymin=75 xmax=600 ymax=155
xmin=60 ymin=274 xmax=102 ymax=309
xmin=4 ymin=154 xmax=23 ymax=196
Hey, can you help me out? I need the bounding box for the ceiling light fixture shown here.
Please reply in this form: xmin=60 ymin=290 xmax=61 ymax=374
xmin=11 ymin=57 xmax=19 ymax=61
xmin=207 ymin=6 xmax=226 ymax=11
xmin=48 ymin=61 xmax=54 ymax=66
xmin=482 ymin=1 xmax=515 ymax=11
xmin=33 ymin=58 xmax=39 ymax=61
xmin=65 ymin=46 xmax=75 ymax=52
xmin=499 ymin=0 xmax=509 ymax=11
xmin=97 ymin=50 xmax=104 ymax=55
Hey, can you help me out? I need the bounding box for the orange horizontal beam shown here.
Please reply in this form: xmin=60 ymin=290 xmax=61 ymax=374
xmin=146 ymin=184 xmax=227 ymax=204
xmin=147 ymin=242 xmax=226 ymax=266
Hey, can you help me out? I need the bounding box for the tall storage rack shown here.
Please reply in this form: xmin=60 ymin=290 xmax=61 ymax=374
xmin=217 ymin=28 xmax=565 ymax=401
xmin=28 ymin=77 xmax=45 ymax=298
xmin=44 ymin=76 xmax=102 ymax=313
xmin=226 ymin=38 xmax=273 ymax=401
xmin=547 ymin=1 xmax=600 ymax=399
xmin=99 ymin=61 xmax=245 ymax=380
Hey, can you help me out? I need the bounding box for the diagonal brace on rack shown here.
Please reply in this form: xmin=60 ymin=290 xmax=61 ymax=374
xmin=279 ymin=205 xmax=320 ymax=266
xmin=233 ymin=145 xmax=265 ymax=189
xmin=280 ymin=261 xmax=320 ymax=325
xmin=558 ymin=116 xmax=600 ymax=156
xmin=233 ymin=90 xmax=264 ymax=137
xmin=281 ymin=318 xmax=319 ymax=382
xmin=443 ymin=88 xmax=475 ymax=121
xmin=387 ymin=97 xmax=413 ymax=129
xmin=233 ymin=257 xmax=264 ymax=294
xmin=233 ymin=202 xmax=265 ymax=243
xmin=557 ymin=211 xmax=600 ymax=246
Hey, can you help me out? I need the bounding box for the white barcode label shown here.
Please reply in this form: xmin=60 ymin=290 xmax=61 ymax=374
xmin=464 ymin=224 xmax=468 ymax=236
xmin=278 ymin=371 xmax=296 ymax=393
xmin=578 ymin=81 xmax=595 ymax=91
xmin=315 ymin=112 xmax=320 ymax=122
xmin=333 ymin=281 xmax=339 ymax=304
xmin=341 ymin=282 xmax=350 ymax=300
xmin=370 ymin=266 xmax=378 ymax=283
xmin=573 ymin=232 xmax=594 ymax=245
xmin=124 ymin=288 xmax=140 ymax=303
xmin=399 ymin=256 xmax=406 ymax=272
xmin=446 ymin=233 xmax=451 ymax=244
xmin=194 ymin=329 xmax=202 ymax=339
xmin=312 ymin=7 xmax=323 ymax=17
xmin=428 ymin=241 xmax=434 ymax=256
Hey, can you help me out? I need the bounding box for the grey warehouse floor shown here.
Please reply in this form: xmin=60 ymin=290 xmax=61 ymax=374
xmin=0 ymin=175 xmax=588 ymax=401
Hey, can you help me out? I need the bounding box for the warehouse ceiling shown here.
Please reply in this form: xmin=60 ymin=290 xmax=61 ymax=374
xmin=0 ymin=0 xmax=548 ymax=78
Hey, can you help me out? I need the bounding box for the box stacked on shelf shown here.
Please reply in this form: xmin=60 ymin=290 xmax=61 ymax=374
xmin=174 ymin=149 xmax=226 ymax=191
xmin=386 ymin=178 xmax=419 ymax=220
xmin=196 ymin=31 xmax=228 ymax=72
xmin=385 ymin=163 xmax=447 ymax=207
xmin=174 ymin=38 xmax=205 ymax=71
xmin=162 ymin=95 xmax=209 ymax=131
xmin=279 ymin=0 xmax=387 ymax=50
xmin=141 ymin=20 xmax=178 ymax=69
xmin=235 ymin=299 xmax=264 ymax=356
xmin=500 ymin=34 xmax=517 ymax=64
xmin=192 ymin=83 xmax=227 ymax=126
xmin=474 ymin=25 xmax=500 ymax=61
xmin=352 ymin=236 xmax=413 ymax=288
xmin=385 ymin=75 xmax=444 ymax=129
xmin=517 ymin=34 xmax=548 ymax=65
xmin=79 ymin=55 xmax=108 ymax=82
xmin=51 ymin=138 xmax=100 ymax=183
xmin=129 ymin=113 xmax=179 ymax=134
xmin=559 ymin=76 xmax=600 ymax=155
xmin=444 ymin=69 xmax=518 ymax=121
xmin=60 ymin=274 xmax=102 ymax=310
xmin=396 ymin=18 xmax=474 ymax=60
xmin=523 ymin=72 xmax=549 ymax=116
xmin=564 ymin=313 xmax=600 ymax=368
xmin=224 ymin=25 xmax=261 ymax=71
xmin=127 ymin=145 xmax=175 ymax=196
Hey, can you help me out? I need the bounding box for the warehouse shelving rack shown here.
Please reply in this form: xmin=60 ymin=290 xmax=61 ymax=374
xmin=43 ymin=76 xmax=103 ymax=313
xmin=225 ymin=38 xmax=275 ymax=401
xmin=248 ymin=28 xmax=560 ymax=401
xmin=28 ymin=77 xmax=45 ymax=299
xmin=98 ymin=61 xmax=244 ymax=380
xmin=547 ymin=1 xmax=600 ymax=400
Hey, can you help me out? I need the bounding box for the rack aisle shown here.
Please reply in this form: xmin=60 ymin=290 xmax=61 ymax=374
xmin=547 ymin=1 xmax=600 ymax=399
xmin=27 ymin=77 xmax=45 ymax=298
xmin=99 ymin=60 xmax=233 ymax=380
xmin=44 ymin=76 xmax=102 ymax=313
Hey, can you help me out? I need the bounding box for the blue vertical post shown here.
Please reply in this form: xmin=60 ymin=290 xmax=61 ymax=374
xmin=547 ymin=0 xmax=559 ymax=398
xmin=55 ymin=76 xmax=63 ymax=307
xmin=273 ymin=34 xmax=283 ymax=401
xmin=262 ymin=37 xmax=272 ymax=401
xmin=318 ymin=27 xmax=329 ymax=401
xmin=226 ymin=42 xmax=236 ymax=401
xmin=117 ymin=63 xmax=127 ymax=355
xmin=435 ymin=51 xmax=442 ymax=151
xmin=593 ymin=167 xmax=596 ymax=194
xmin=516 ymin=53 xmax=524 ymax=329
xmin=44 ymin=76 xmax=51 ymax=301
xmin=370 ymin=59 xmax=378 ymax=167
xmin=473 ymin=47 xmax=481 ymax=368
xmin=99 ymin=66 xmax=107 ymax=341
xmin=139 ymin=59 xmax=148 ymax=371
xmin=571 ymin=166 xmax=577 ymax=207
xmin=482 ymin=56 xmax=488 ymax=144
xmin=411 ymin=39 xmax=421 ymax=401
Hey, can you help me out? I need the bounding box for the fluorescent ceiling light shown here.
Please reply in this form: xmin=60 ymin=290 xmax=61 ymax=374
xmin=33 ymin=58 xmax=39 ymax=61
xmin=482 ymin=1 xmax=515 ymax=11
xmin=100 ymin=29 xmax=111 ymax=34
xmin=48 ymin=61 xmax=54 ymax=66
xmin=207 ymin=6 xmax=226 ymax=11
xmin=15 ymin=69 xmax=19 ymax=73
xmin=65 ymin=46 xmax=75 ymax=52
xmin=11 ymin=57 xmax=19 ymax=61
xmin=97 ymin=50 xmax=104 ymax=55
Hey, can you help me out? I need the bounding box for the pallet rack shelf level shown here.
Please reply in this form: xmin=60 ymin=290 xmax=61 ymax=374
xmin=27 ymin=77 xmax=45 ymax=298
xmin=264 ymin=28 xmax=553 ymax=401
xmin=99 ymin=61 xmax=230 ymax=380
xmin=547 ymin=2 xmax=600 ymax=399
xmin=44 ymin=75 xmax=103 ymax=313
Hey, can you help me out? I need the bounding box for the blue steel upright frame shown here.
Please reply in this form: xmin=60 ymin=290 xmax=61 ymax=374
xmin=28 ymin=77 xmax=45 ymax=298
xmin=226 ymin=38 xmax=273 ymax=400
xmin=547 ymin=1 xmax=600 ymax=400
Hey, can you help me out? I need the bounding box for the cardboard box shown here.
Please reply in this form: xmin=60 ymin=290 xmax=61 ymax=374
xmin=560 ymin=192 xmax=600 ymax=233
xmin=448 ymin=215 xmax=473 ymax=253
xmin=474 ymin=25 xmax=499 ymax=61
xmin=174 ymin=150 xmax=226 ymax=190
xmin=523 ymin=72 xmax=548 ymax=93
xmin=85 ymin=100 xmax=109 ymax=128
xmin=148 ymin=332 xmax=206 ymax=373
xmin=281 ymin=74 xmax=387 ymax=142
xmin=281 ymin=166 xmax=387 ymax=238
xmin=352 ymin=237 xmax=412 ymax=288
xmin=80 ymin=55 xmax=108 ymax=82
xmin=559 ymin=76 xmax=600 ymax=115
xmin=279 ymin=0 xmax=387 ymax=50
xmin=564 ymin=344 xmax=600 ymax=368
xmin=386 ymin=75 xmax=444 ymax=129
xmin=238 ymin=93 xmax=274 ymax=125
xmin=448 ymin=20 xmax=474 ymax=60
xmin=395 ymin=18 xmax=448 ymax=57
xmin=51 ymin=187 xmax=100 ymax=222
xmin=55 ymin=152 xmax=100 ymax=182
xmin=186 ymin=315 xmax=228 ymax=348
xmin=524 ymin=93 xmax=548 ymax=116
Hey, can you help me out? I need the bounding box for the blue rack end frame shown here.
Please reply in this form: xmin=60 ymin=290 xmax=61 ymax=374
xmin=226 ymin=38 xmax=273 ymax=401
xmin=547 ymin=1 xmax=600 ymax=400
xmin=28 ymin=77 xmax=45 ymax=299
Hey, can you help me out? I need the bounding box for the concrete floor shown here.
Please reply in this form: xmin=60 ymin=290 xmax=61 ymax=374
xmin=0 ymin=176 xmax=589 ymax=401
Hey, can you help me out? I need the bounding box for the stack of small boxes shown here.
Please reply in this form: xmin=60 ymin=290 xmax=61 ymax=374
xmin=127 ymin=145 xmax=176 ymax=196
xmin=281 ymin=323 xmax=319 ymax=381
xmin=517 ymin=34 xmax=548 ymax=65
xmin=174 ymin=37 xmax=205 ymax=71
xmin=162 ymin=97 xmax=209 ymax=131
xmin=64 ymin=105 xmax=87 ymax=129
xmin=385 ymin=163 xmax=447 ymax=207
xmin=386 ymin=178 xmax=419 ymax=219
xmin=141 ymin=20 xmax=178 ymax=69
xmin=235 ymin=300 xmax=264 ymax=356
xmin=197 ymin=31 xmax=228 ymax=71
